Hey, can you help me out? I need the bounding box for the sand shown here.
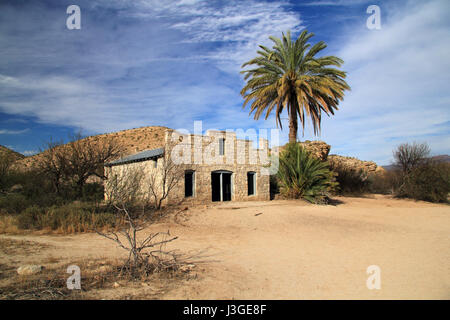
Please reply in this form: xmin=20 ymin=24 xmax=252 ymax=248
xmin=1 ymin=195 xmax=449 ymax=299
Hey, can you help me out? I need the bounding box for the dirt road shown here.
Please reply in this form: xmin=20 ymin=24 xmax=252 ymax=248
xmin=1 ymin=195 xmax=449 ymax=299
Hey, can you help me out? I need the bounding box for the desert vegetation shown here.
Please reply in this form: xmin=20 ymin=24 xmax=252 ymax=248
xmin=270 ymin=141 xmax=449 ymax=204
xmin=275 ymin=143 xmax=337 ymax=203
xmin=0 ymin=134 xmax=126 ymax=233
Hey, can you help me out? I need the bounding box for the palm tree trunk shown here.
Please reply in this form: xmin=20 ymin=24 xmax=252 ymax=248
xmin=288 ymin=104 xmax=298 ymax=143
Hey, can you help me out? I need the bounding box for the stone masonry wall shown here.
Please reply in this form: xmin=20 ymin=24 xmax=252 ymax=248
xmin=105 ymin=128 xmax=270 ymax=206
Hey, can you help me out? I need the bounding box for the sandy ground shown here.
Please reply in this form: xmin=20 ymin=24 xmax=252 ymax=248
xmin=1 ymin=195 xmax=449 ymax=299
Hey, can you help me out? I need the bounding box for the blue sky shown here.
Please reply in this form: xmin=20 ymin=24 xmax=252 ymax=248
xmin=0 ymin=0 xmax=449 ymax=164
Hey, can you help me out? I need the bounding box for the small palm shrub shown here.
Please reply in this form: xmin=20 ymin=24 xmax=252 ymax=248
xmin=276 ymin=143 xmax=337 ymax=203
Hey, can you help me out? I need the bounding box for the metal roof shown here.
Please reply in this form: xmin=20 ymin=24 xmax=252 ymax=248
xmin=106 ymin=147 xmax=164 ymax=166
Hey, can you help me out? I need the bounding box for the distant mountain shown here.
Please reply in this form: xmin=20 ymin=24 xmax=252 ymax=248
xmin=14 ymin=126 xmax=169 ymax=169
xmin=430 ymin=155 xmax=450 ymax=163
xmin=382 ymin=155 xmax=450 ymax=171
xmin=0 ymin=145 xmax=25 ymax=162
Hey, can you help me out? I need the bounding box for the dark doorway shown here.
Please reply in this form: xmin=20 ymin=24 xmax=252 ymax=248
xmin=185 ymin=171 xmax=194 ymax=197
xmin=247 ymin=172 xmax=255 ymax=196
xmin=222 ymin=173 xmax=232 ymax=201
xmin=211 ymin=172 xmax=221 ymax=202
xmin=211 ymin=171 xmax=232 ymax=202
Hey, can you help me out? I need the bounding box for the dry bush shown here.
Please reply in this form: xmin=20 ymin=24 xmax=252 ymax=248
xmin=329 ymin=161 xmax=370 ymax=195
xmin=0 ymin=257 xmax=195 ymax=300
xmin=0 ymin=152 xmax=16 ymax=193
xmin=147 ymin=147 xmax=184 ymax=210
xmin=393 ymin=142 xmax=430 ymax=174
xmin=37 ymin=133 xmax=123 ymax=198
xmin=101 ymin=167 xmax=181 ymax=277
xmin=397 ymin=161 xmax=450 ymax=203
xmin=0 ymin=215 xmax=20 ymax=234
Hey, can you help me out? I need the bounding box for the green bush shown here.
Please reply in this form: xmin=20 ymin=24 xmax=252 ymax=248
xmin=276 ymin=143 xmax=337 ymax=203
xmin=329 ymin=162 xmax=370 ymax=195
xmin=81 ymin=182 xmax=105 ymax=202
xmin=397 ymin=162 xmax=450 ymax=203
xmin=0 ymin=193 xmax=32 ymax=215
xmin=16 ymin=205 xmax=44 ymax=229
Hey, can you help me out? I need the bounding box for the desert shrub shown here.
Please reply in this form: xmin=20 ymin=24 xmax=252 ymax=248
xmin=397 ymin=162 xmax=450 ymax=203
xmin=16 ymin=206 xmax=44 ymax=229
xmin=368 ymin=170 xmax=403 ymax=195
xmin=269 ymin=174 xmax=279 ymax=197
xmin=81 ymin=182 xmax=105 ymax=202
xmin=16 ymin=202 xmax=120 ymax=233
xmin=276 ymin=143 xmax=337 ymax=203
xmin=0 ymin=193 xmax=32 ymax=215
xmin=329 ymin=162 xmax=370 ymax=195
xmin=393 ymin=142 xmax=430 ymax=174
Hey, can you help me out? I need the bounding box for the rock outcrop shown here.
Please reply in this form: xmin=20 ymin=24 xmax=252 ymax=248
xmin=277 ymin=140 xmax=384 ymax=174
xmin=277 ymin=140 xmax=331 ymax=161
xmin=328 ymin=155 xmax=384 ymax=174
xmin=298 ymin=140 xmax=331 ymax=161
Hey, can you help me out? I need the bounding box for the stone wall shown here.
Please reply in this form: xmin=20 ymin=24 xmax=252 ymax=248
xmin=105 ymin=128 xmax=271 ymax=206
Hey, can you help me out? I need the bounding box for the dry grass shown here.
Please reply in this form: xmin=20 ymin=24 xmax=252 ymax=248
xmin=0 ymin=237 xmax=198 ymax=300
xmin=0 ymin=238 xmax=49 ymax=255
xmin=0 ymin=215 xmax=21 ymax=234
xmin=0 ymin=258 xmax=196 ymax=300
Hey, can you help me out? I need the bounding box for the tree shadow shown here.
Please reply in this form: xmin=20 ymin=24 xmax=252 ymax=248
xmin=327 ymin=198 xmax=345 ymax=206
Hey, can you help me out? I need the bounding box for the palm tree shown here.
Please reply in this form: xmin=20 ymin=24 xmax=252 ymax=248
xmin=240 ymin=30 xmax=350 ymax=143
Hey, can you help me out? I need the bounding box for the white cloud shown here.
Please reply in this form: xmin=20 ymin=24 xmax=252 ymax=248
xmin=317 ymin=0 xmax=450 ymax=164
xmin=0 ymin=0 xmax=302 ymax=135
xmin=0 ymin=129 xmax=29 ymax=135
xmin=21 ymin=150 xmax=38 ymax=156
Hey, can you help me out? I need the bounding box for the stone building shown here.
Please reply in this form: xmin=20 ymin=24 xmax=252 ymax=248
xmin=104 ymin=128 xmax=271 ymax=205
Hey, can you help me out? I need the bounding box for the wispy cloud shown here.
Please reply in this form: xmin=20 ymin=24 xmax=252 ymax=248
xmin=21 ymin=150 xmax=38 ymax=156
xmin=301 ymin=0 xmax=370 ymax=6
xmin=0 ymin=0 xmax=301 ymax=134
xmin=0 ymin=0 xmax=448 ymax=165
xmin=318 ymin=0 xmax=450 ymax=163
xmin=0 ymin=128 xmax=29 ymax=135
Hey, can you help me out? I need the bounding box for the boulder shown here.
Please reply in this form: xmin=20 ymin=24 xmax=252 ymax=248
xmin=17 ymin=265 xmax=43 ymax=275
xmin=298 ymin=140 xmax=331 ymax=161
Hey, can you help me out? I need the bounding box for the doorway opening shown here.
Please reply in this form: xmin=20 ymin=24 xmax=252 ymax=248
xmin=185 ymin=170 xmax=195 ymax=198
xmin=247 ymin=171 xmax=256 ymax=196
xmin=211 ymin=170 xmax=232 ymax=202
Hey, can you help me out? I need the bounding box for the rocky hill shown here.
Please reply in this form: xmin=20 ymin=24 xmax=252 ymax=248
xmin=12 ymin=126 xmax=386 ymax=175
xmin=0 ymin=145 xmax=25 ymax=161
xmin=430 ymin=155 xmax=450 ymax=163
xmin=14 ymin=126 xmax=169 ymax=169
